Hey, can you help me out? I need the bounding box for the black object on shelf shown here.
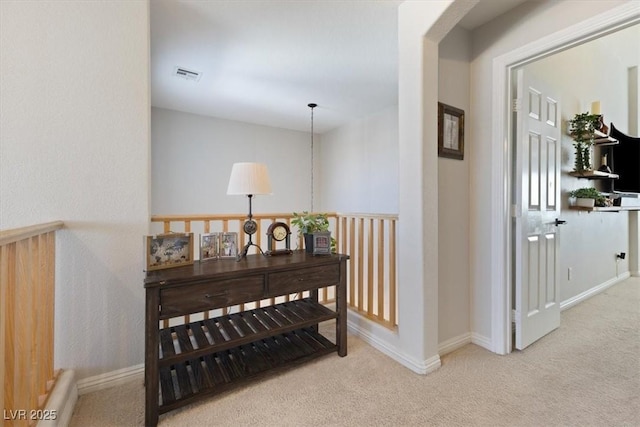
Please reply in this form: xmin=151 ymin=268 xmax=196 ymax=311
xmin=610 ymin=123 xmax=640 ymax=194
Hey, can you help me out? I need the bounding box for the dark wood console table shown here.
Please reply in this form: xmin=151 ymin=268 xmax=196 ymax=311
xmin=144 ymin=252 xmax=349 ymax=426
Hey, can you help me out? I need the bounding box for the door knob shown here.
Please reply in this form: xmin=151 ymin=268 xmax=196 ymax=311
xmin=554 ymin=218 xmax=567 ymax=226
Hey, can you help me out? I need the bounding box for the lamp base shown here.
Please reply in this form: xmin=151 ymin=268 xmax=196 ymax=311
xmin=236 ymin=241 xmax=266 ymax=261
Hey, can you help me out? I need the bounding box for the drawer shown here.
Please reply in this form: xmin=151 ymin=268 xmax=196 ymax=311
xmin=160 ymin=275 xmax=264 ymax=318
xmin=267 ymin=264 xmax=340 ymax=296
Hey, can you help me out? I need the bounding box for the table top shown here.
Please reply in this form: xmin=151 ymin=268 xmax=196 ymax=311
xmin=144 ymin=251 xmax=349 ymax=288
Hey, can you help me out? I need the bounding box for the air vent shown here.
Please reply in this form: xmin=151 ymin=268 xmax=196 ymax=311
xmin=173 ymin=66 xmax=202 ymax=82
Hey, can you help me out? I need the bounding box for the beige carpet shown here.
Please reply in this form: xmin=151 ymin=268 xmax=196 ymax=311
xmin=70 ymin=278 xmax=640 ymax=426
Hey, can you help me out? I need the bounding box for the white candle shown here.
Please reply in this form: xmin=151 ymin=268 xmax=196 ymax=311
xmin=591 ymin=101 xmax=601 ymax=115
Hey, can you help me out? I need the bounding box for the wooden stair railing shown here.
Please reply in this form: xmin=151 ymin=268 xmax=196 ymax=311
xmin=1 ymin=221 xmax=63 ymax=427
xmin=150 ymin=212 xmax=398 ymax=329
xmin=335 ymin=213 xmax=397 ymax=329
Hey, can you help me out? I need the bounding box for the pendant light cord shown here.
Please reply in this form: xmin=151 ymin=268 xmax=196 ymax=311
xmin=308 ymin=103 xmax=317 ymax=213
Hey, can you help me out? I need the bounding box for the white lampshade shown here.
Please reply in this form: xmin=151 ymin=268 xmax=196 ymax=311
xmin=226 ymin=162 xmax=272 ymax=195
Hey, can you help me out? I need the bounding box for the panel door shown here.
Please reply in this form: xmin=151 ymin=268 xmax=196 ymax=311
xmin=513 ymin=68 xmax=562 ymax=350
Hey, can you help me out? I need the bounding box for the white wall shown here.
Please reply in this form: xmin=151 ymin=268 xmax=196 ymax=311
xmin=438 ymin=26 xmax=471 ymax=345
xmin=468 ymin=0 xmax=629 ymax=340
xmin=523 ymin=26 xmax=636 ymax=301
xmin=0 ymin=1 xmax=150 ymax=379
xmin=152 ymin=104 xmax=401 ymax=220
xmin=394 ymin=0 xmax=478 ymax=373
xmin=151 ymin=107 xmax=312 ymax=216
xmin=317 ymin=105 xmax=398 ymax=213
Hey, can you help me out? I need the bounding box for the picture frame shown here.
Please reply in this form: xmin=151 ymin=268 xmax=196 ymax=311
xmin=312 ymin=231 xmax=332 ymax=256
xmin=219 ymin=232 xmax=238 ymax=258
xmin=200 ymin=233 xmax=220 ymax=261
xmin=145 ymin=233 xmax=194 ymax=271
xmin=438 ymin=102 xmax=465 ymax=160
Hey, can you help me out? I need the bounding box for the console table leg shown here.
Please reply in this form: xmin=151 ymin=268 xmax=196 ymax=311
xmin=310 ymin=289 xmax=319 ymax=333
xmin=145 ymin=289 xmax=160 ymax=427
xmin=337 ymin=261 xmax=348 ymax=356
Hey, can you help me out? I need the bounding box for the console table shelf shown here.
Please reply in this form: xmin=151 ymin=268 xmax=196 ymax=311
xmin=157 ymin=298 xmax=337 ymax=367
xmin=158 ymin=325 xmax=336 ymax=413
xmin=144 ymin=252 xmax=349 ymax=426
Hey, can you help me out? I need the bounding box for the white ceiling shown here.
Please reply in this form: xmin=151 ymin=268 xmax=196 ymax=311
xmin=149 ymin=0 xmax=529 ymax=133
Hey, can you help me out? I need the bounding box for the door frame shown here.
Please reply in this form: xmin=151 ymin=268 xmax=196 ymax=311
xmin=490 ymin=3 xmax=640 ymax=354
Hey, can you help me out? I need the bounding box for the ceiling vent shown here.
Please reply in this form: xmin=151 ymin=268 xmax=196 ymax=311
xmin=173 ymin=66 xmax=202 ymax=82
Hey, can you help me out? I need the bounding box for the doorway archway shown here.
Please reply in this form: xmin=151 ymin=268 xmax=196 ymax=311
xmin=490 ymin=2 xmax=640 ymax=353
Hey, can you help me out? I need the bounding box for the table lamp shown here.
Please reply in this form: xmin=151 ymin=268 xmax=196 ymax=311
xmin=227 ymin=162 xmax=272 ymax=260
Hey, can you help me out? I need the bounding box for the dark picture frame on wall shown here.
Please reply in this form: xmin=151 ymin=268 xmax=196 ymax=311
xmin=438 ymin=102 xmax=465 ymax=160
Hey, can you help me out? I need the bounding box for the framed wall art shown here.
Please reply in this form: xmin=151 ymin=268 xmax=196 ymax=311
xmin=145 ymin=232 xmax=194 ymax=271
xmin=199 ymin=232 xmax=220 ymax=261
xmin=438 ymin=102 xmax=465 ymax=160
xmin=220 ymin=232 xmax=238 ymax=258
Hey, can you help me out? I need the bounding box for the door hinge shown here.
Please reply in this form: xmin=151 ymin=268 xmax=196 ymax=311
xmin=512 ymin=98 xmax=521 ymax=112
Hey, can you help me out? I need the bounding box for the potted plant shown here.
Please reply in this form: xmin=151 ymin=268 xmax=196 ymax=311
xmin=291 ymin=211 xmax=335 ymax=253
xmin=569 ymin=187 xmax=606 ymax=208
xmin=569 ymin=112 xmax=601 ymax=172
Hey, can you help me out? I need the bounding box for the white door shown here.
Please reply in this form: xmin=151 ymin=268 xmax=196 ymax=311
xmin=513 ymin=68 xmax=562 ymax=350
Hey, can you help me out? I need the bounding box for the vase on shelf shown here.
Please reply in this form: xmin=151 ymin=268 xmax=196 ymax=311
xmin=576 ymin=198 xmax=595 ymax=208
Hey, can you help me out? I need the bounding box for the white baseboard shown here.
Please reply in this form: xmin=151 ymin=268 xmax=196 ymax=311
xmin=347 ymin=318 xmax=441 ymax=375
xmin=560 ymin=272 xmax=631 ymax=311
xmin=438 ymin=333 xmax=472 ymax=356
xmin=471 ymin=332 xmax=493 ymax=351
xmin=37 ymin=369 xmax=77 ymax=427
xmin=76 ymin=364 xmax=143 ymax=396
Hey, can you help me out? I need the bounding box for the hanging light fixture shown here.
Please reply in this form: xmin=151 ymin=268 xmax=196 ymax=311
xmin=308 ymin=103 xmax=317 ymax=213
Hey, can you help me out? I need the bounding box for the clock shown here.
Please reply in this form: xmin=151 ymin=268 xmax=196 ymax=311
xmin=266 ymin=222 xmax=292 ymax=256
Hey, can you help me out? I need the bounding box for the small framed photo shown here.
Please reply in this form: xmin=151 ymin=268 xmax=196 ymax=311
xmin=145 ymin=233 xmax=194 ymax=271
xmin=200 ymin=233 xmax=220 ymax=261
xmin=438 ymin=102 xmax=465 ymax=160
xmin=312 ymin=231 xmax=332 ymax=256
xmin=220 ymin=232 xmax=238 ymax=258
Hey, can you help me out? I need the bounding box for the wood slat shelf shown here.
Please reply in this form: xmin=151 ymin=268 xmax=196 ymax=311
xmin=157 ymin=298 xmax=337 ymax=367
xmin=158 ymin=326 xmax=336 ymax=413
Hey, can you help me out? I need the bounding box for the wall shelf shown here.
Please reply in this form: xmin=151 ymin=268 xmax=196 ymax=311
xmin=568 ymin=170 xmax=619 ymax=179
xmin=568 ymin=129 xmax=618 ymax=146
xmin=592 ymin=129 xmax=619 ymax=146
xmin=569 ymin=206 xmax=640 ymax=212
